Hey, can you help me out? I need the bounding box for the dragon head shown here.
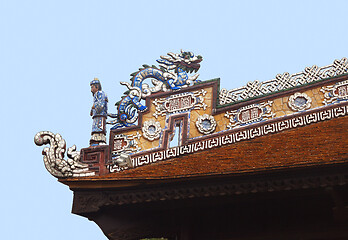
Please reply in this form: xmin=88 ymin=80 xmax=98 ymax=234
xmin=177 ymin=50 xmax=202 ymax=73
xmin=157 ymin=50 xmax=203 ymax=73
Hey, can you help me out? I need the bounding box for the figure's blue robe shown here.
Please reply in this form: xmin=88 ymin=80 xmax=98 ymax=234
xmin=91 ymin=90 xmax=108 ymax=133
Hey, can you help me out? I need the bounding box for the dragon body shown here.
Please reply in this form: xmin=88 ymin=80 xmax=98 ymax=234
xmin=108 ymin=50 xmax=203 ymax=129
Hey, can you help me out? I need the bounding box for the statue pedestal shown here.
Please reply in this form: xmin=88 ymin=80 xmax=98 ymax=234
xmin=80 ymin=145 xmax=110 ymax=176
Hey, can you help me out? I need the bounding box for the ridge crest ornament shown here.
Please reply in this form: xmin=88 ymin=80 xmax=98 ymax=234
xmin=90 ymin=78 xmax=108 ymax=146
xmin=107 ymin=50 xmax=203 ymax=129
xmin=34 ymin=55 xmax=348 ymax=177
xmin=34 ymin=131 xmax=95 ymax=178
xmin=219 ymin=57 xmax=348 ymax=105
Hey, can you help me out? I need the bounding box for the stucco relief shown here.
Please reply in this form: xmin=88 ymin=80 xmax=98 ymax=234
xmin=195 ymin=114 xmax=217 ymax=135
xmin=288 ymin=92 xmax=312 ymax=112
xmin=142 ymin=119 xmax=162 ymax=141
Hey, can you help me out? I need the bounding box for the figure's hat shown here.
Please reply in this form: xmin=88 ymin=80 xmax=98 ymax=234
xmin=90 ymin=77 xmax=100 ymax=85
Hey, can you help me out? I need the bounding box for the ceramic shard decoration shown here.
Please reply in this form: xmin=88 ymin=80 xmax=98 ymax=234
xmin=35 ymin=53 xmax=348 ymax=177
xmin=288 ymin=92 xmax=312 ymax=111
xmin=34 ymin=131 xmax=95 ymax=178
xmin=225 ymin=101 xmax=275 ymax=129
xmin=107 ymin=50 xmax=203 ymax=129
xmin=321 ymin=80 xmax=348 ymax=105
xmin=142 ymin=119 xmax=162 ymax=141
xmin=196 ymin=114 xmax=217 ymax=134
xmin=219 ymin=58 xmax=348 ymax=105
xmin=152 ymin=89 xmax=207 ymax=118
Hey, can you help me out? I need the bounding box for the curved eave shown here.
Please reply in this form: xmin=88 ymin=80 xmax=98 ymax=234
xmin=60 ymin=114 xmax=348 ymax=190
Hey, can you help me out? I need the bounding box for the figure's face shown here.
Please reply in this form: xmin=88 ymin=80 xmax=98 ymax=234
xmin=91 ymin=85 xmax=98 ymax=94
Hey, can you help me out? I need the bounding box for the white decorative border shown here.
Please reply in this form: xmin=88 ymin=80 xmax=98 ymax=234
xmin=121 ymin=104 xmax=347 ymax=171
xmin=219 ymin=58 xmax=348 ymax=105
xmin=288 ymin=92 xmax=312 ymax=112
xmin=142 ymin=119 xmax=162 ymax=141
xmin=195 ymin=114 xmax=217 ymax=135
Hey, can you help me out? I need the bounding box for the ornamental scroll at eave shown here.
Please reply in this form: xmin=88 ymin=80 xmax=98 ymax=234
xmin=34 ymin=52 xmax=348 ymax=178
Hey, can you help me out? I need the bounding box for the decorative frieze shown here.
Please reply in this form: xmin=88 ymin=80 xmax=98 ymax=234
xmin=112 ymin=132 xmax=141 ymax=156
xmin=288 ymin=92 xmax=312 ymax=112
xmin=153 ymin=89 xmax=207 ymax=118
xmin=321 ymin=80 xmax=348 ymax=105
xmin=225 ymin=101 xmax=275 ymax=129
xmin=196 ymin=114 xmax=217 ymax=135
xmin=129 ymin=104 xmax=347 ymax=169
xmin=110 ymin=133 xmax=142 ymax=172
xmin=219 ymin=58 xmax=348 ymax=105
xmin=142 ymin=119 xmax=162 ymax=141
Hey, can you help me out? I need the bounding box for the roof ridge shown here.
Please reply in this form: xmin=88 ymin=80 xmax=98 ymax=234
xmin=219 ymin=58 xmax=348 ymax=105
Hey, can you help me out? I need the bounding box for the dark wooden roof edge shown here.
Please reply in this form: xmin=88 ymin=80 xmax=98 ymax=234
xmin=60 ymin=160 xmax=348 ymax=190
xmin=71 ymin=162 xmax=348 ymax=215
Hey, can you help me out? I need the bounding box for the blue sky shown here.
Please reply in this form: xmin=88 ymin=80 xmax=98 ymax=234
xmin=1 ymin=0 xmax=348 ymax=239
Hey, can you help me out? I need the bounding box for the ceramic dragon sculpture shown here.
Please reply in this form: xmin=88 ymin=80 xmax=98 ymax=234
xmin=108 ymin=50 xmax=203 ymax=129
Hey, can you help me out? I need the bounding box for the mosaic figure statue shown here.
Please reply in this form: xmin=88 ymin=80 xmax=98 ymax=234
xmin=90 ymin=78 xmax=108 ymax=145
xmin=108 ymin=50 xmax=203 ymax=129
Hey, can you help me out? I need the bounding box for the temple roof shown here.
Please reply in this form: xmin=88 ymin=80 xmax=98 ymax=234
xmin=35 ymin=55 xmax=348 ymax=192
xmin=61 ymin=113 xmax=347 ymax=189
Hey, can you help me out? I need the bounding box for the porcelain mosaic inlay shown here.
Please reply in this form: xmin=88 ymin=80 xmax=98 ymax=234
xmin=219 ymin=58 xmax=348 ymax=105
xmin=112 ymin=133 xmax=141 ymax=156
xmin=153 ymin=89 xmax=207 ymax=118
xmin=288 ymin=92 xmax=312 ymax=112
xmin=196 ymin=114 xmax=217 ymax=135
xmin=225 ymin=101 xmax=275 ymax=129
xmin=34 ymin=131 xmax=95 ymax=178
xmin=142 ymin=119 xmax=162 ymax=141
xmin=131 ymin=104 xmax=348 ymax=169
xmin=107 ymin=50 xmax=203 ymax=129
xmin=35 ymin=53 xmax=348 ymax=177
xmin=321 ymin=80 xmax=348 ymax=105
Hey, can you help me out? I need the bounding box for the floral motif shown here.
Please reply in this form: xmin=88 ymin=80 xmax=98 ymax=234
xmin=195 ymin=114 xmax=217 ymax=135
xmin=142 ymin=119 xmax=162 ymax=141
xmin=288 ymin=92 xmax=312 ymax=111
